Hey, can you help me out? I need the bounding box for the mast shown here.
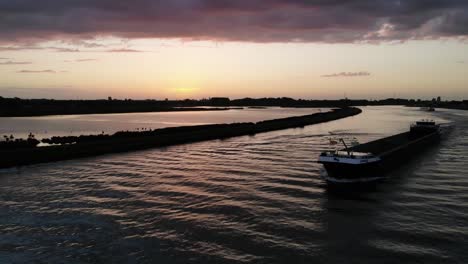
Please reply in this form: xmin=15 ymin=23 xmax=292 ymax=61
xmin=339 ymin=138 xmax=351 ymax=155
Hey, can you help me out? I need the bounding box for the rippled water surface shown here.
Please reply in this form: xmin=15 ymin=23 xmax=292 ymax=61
xmin=1 ymin=106 xmax=467 ymax=263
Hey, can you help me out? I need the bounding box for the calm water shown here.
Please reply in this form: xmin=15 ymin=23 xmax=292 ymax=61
xmin=0 ymin=106 xmax=467 ymax=263
xmin=0 ymin=107 xmax=326 ymax=139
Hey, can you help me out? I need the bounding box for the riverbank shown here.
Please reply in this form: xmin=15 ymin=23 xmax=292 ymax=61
xmin=407 ymin=105 xmax=468 ymax=111
xmin=0 ymin=96 xmax=434 ymax=117
xmin=0 ymin=107 xmax=361 ymax=169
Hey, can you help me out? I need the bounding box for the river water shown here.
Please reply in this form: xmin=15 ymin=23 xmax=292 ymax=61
xmin=0 ymin=107 xmax=326 ymax=139
xmin=0 ymin=106 xmax=467 ymax=263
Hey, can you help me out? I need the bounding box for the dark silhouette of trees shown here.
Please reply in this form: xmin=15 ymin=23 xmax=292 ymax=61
xmin=0 ymin=96 xmax=466 ymax=117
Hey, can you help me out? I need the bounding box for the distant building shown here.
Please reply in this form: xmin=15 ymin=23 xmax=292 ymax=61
xmin=209 ymin=97 xmax=230 ymax=106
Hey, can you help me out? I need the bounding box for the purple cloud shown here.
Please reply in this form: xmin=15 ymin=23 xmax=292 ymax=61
xmin=52 ymin=47 xmax=80 ymax=52
xmin=322 ymin=72 xmax=371 ymax=78
xmin=0 ymin=1 xmax=467 ymax=43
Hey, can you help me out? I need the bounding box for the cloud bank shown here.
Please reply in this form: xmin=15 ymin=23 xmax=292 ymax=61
xmin=0 ymin=0 xmax=467 ymax=44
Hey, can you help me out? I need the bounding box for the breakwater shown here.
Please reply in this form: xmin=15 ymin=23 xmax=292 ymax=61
xmin=0 ymin=103 xmax=238 ymax=117
xmin=0 ymin=107 xmax=361 ymax=169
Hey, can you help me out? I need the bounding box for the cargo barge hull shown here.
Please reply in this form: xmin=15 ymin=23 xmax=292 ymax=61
xmin=318 ymin=121 xmax=443 ymax=184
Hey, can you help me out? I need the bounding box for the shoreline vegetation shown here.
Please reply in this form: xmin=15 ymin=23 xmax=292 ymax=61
xmin=0 ymin=107 xmax=362 ymax=169
xmin=0 ymin=96 xmax=466 ymax=117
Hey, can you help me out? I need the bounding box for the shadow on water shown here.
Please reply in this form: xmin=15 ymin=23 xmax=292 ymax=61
xmin=322 ymin=133 xmax=454 ymax=263
xmin=324 ymin=117 xmax=456 ymax=196
xmin=324 ymin=141 xmax=444 ymax=196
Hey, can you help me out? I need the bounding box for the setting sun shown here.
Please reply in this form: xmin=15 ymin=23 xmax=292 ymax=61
xmin=173 ymin=87 xmax=198 ymax=97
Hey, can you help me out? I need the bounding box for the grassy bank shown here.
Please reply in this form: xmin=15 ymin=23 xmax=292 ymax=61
xmin=0 ymin=107 xmax=362 ymax=169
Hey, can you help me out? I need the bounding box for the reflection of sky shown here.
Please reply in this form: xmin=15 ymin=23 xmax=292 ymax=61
xmin=0 ymin=108 xmax=327 ymax=139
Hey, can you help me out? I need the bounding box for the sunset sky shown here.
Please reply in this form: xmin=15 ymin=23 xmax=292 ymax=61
xmin=1 ymin=0 xmax=467 ymax=100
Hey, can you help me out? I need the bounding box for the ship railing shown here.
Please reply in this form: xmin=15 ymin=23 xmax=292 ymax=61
xmin=321 ymin=151 xmax=374 ymax=159
xmin=326 ymin=135 xmax=360 ymax=153
xmin=412 ymin=119 xmax=436 ymax=126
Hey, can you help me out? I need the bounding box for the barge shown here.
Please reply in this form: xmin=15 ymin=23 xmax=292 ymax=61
xmin=318 ymin=120 xmax=443 ymax=184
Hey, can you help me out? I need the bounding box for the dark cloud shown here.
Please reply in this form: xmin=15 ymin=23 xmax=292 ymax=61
xmin=17 ymin=70 xmax=56 ymax=73
xmin=0 ymin=60 xmax=32 ymax=65
xmin=322 ymin=72 xmax=371 ymax=78
xmin=0 ymin=0 xmax=467 ymax=43
xmin=59 ymin=40 xmax=108 ymax=48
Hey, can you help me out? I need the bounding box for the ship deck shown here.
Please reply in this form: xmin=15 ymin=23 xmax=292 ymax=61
xmin=349 ymin=131 xmax=415 ymax=155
